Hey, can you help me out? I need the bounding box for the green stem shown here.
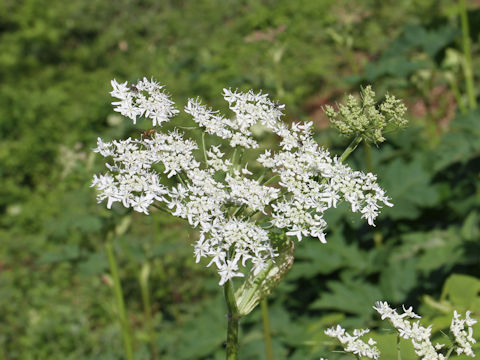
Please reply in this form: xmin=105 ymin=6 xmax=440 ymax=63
xmin=339 ymin=136 xmax=362 ymax=163
xmin=202 ymin=132 xmax=209 ymax=166
xmin=176 ymin=173 xmax=187 ymax=187
xmin=445 ymin=346 xmax=454 ymax=359
xmin=459 ymin=0 xmax=477 ymax=109
xmin=224 ymin=280 xmax=240 ymax=360
xmin=448 ymin=75 xmax=467 ymax=114
xmin=231 ymin=148 xmax=238 ymax=169
xmin=139 ymin=262 xmax=157 ymax=360
xmin=256 ymin=170 xmax=267 ymax=183
xmin=232 ymin=204 xmax=246 ymax=217
xmin=152 ymin=203 xmax=171 ymax=215
xmin=261 ymin=299 xmax=274 ymax=360
xmin=263 ymin=175 xmax=279 ymax=186
xmin=363 ymin=142 xmax=373 ymax=172
xmin=105 ymin=238 xmax=134 ymax=360
xmin=396 ymin=334 xmax=402 ymax=360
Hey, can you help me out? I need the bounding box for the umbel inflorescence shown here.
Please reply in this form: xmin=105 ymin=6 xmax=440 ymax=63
xmin=324 ymin=302 xmax=477 ymax=359
xmin=92 ymin=78 xmax=393 ymax=286
xmin=324 ymin=85 xmax=407 ymax=144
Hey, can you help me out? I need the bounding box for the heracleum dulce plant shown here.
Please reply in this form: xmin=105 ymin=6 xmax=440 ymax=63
xmin=92 ymin=78 xmax=405 ymax=359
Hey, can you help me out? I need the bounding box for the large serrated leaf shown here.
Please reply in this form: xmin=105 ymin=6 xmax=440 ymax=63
xmin=441 ymin=274 xmax=480 ymax=311
xmin=379 ymin=158 xmax=439 ymax=219
xmin=393 ymin=230 xmax=464 ymax=274
xmin=310 ymin=280 xmax=382 ymax=318
xmin=379 ymin=257 xmax=417 ymax=304
xmin=433 ymin=109 xmax=480 ymax=171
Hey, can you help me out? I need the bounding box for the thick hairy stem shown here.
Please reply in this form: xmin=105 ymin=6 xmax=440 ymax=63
xmin=224 ymin=280 xmax=240 ymax=360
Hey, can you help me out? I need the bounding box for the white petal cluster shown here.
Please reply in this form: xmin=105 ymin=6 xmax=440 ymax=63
xmin=111 ymin=78 xmax=179 ymax=126
xmin=259 ymin=121 xmax=393 ymax=242
xmin=197 ymin=219 xmax=277 ymax=285
xmin=226 ymin=170 xmax=280 ymax=214
xmin=372 ymin=301 xmax=479 ymax=359
xmin=451 ymin=310 xmax=477 ymax=357
xmin=93 ymin=78 xmax=394 ymax=286
xmin=325 ymin=302 xmax=478 ymax=359
xmin=325 ymin=325 xmax=380 ymax=359
xmin=373 ymin=301 xmax=443 ymax=359
xmin=185 ymin=88 xmax=284 ymax=149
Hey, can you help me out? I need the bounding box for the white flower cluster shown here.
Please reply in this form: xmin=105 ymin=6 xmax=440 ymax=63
xmin=111 ymin=78 xmax=179 ymax=126
xmin=324 ymin=302 xmax=477 ymax=359
xmin=374 ymin=301 xmax=444 ymax=359
xmin=185 ymin=88 xmax=284 ymax=149
xmin=373 ymin=301 xmax=477 ymax=359
xmin=451 ymin=310 xmax=477 ymax=356
xmin=92 ymin=78 xmax=393 ymax=286
xmin=324 ymin=325 xmax=380 ymax=359
xmin=258 ymin=121 xmax=392 ymax=241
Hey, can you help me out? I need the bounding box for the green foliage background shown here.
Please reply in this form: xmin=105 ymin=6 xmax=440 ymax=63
xmin=1 ymin=0 xmax=479 ymax=359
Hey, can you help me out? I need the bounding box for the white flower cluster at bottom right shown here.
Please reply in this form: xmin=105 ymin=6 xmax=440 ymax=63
xmin=323 ymin=301 xmax=477 ymax=360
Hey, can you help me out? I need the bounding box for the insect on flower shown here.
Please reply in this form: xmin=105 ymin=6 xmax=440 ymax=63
xmin=139 ymin=128 xmax=156 ymax=140
xmin=273 ymin=101 xmax=285 ymax=110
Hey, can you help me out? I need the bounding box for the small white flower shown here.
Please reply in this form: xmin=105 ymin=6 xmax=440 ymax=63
xmin=451 ymin=310 xmax=477 ymax=357
xmin=110 ymin=78 xmax=179 ymax=126
xmin=325 ymin=325 xmax=380 ymax=359
xmin=218 ymin=258 xmax=244 ymax=286
xmin=373 ymin=301 xmax=449 ymax=359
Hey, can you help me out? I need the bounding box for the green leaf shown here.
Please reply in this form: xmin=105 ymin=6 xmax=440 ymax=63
xmin=434 ymin=109 xmax=480 ymax=171
xmin=393 ymin=230 xmax=464 ymax=274
xmin=77 ymin=251 xmax=108 ymax=276
xmin=311 ymin=279 xmax=382 ymax=319
xmin=441 ymin=274 xmax=480 ymax=311
xmin=37 ymin=244 xmax=81 ymax=264
xmin=374 ymin=332 xmax=417 ymax=360
xmin=379 ymin=158 xmax=439 ymax=219
xmin=461 ymin=211 xmax=479 ymax=241
xmin=379 ymin=257 xmax=417 ymax=304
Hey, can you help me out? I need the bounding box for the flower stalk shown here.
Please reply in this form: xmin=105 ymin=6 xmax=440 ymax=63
xmin=261 ymin=298 xmax=274 ymax=360
xmin=224 ymin=280 xmax=240 ymax=360
xmin=339 ymin=135 xmax=362 ymax=163
xmin=105 ymin=236 xmax=134 ymax=360
xmin=139 ymin=262 xmax=157 ymax=360
xmin=396 ymin=334 xmax=402 ymax=360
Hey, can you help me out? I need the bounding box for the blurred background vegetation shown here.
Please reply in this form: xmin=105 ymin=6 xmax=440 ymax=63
xmin=1 ymin=0 xmax=480 ymax=359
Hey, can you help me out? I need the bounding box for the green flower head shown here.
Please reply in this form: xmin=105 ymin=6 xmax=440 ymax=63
xmin=324 ymin=86 xmax=407 ymax=144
